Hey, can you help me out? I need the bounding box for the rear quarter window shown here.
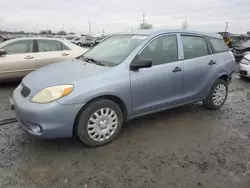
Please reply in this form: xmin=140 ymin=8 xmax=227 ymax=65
xmin=207 ymin=37 xmax=229 ymax=53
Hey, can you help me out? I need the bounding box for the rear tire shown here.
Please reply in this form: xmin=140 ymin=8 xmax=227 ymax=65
xmin=203 ymin=79 xmax=228 ymax=110
xmin=76 ymin=99 xmax=123 ymax=147
xmin=77 ymin=42 xmax=82 ymax=47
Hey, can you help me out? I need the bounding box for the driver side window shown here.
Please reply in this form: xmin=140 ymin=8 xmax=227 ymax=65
xmin=138 ymin=35 xmax=178 ymax=66
xmin=4 ymin=40 xmax=34 ymax=55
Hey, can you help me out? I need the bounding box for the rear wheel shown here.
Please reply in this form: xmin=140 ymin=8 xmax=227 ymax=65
xmin=203 ymin=79 xmax=228 ymax=110
xmin=77 ymin=99 xmax=123 ymax=147
xmin=77 ymin=42 xmax=82 ymax=47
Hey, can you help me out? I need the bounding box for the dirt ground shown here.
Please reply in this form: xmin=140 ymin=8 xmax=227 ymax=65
xmin=0 ymin=74 xmax=249 ymax=188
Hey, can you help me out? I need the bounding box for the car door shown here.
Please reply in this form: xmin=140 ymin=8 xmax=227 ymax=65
xmin=35 ymin=39 xmax=72 ymax=69
xmin=130 ymin=34 xmax=184 ymax=116
xmin=0 ymin=39 xmax=35 ymax=80
xmin=180 ymin=35 xmax=216 ymax=102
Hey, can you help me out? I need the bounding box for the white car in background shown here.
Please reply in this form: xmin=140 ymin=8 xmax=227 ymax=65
xmin=239 ymin=54 xmax=250 ymax=78
xmin=0 ymin=37 xmax=88 ymax=81
xmin=71 ymin=37 xmax=83 ymax=46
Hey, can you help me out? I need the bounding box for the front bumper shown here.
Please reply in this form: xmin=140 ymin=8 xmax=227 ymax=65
xmin=239 ymin=63 xmax=250 ymax=77
xmin=10 ymin=87 xmax=84 ymax=139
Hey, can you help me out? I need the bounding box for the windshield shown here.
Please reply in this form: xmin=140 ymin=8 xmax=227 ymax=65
xmin=242 ymin=40 xmax=250 ymax=47
xmin=82 ymin=34 xmax=147 ymax=66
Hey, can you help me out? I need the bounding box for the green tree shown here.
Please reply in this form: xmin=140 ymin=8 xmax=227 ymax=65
xmin=57 ymin=30 xmax=67 ymax=35
xmin=139 ymin=22 xmax=153 ymax=30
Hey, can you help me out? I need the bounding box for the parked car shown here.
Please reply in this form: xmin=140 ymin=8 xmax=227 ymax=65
xmin=71 ymin=37 xmax=83 ymax=46
xmin=239 ymin=54 xmax=250 ymax=78
xmin=71 ymin=35 xmax=96 ymax=47
xmin=232 ymin=40 xmax=250 ymax=61
xmin=0 ymin=37 xmax=88 ymax=81
xmin=10 ymin=29 xmax=235 ymax=147
xmin=85 ymin=36 xmax=96 ymax=46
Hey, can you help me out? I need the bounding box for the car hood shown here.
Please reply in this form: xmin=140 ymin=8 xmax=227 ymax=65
xmin=22 ymin=59 xmax=109 ymax=95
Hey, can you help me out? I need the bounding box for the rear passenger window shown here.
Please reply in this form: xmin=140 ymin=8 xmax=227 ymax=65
xmin=38 ymin=40 xmax=61 ymax=52
xmin=207 ymin=37 xmax=229 ymax=53
xmin=181 ymin=35 xmax=210 ymax=59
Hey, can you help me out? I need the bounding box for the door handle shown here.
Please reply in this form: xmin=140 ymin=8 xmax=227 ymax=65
xmin=208 ymin=60 xmax=216 ymax=65
xmin=62 ymin=53 xmax=70 ymax=56
xmin=172 ymin=67 xmax=182 ymax=72
xmin=24 ymin=56 xmax=34 ymax=60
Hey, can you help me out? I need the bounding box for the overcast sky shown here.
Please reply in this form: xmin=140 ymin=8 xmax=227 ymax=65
xmin=0 ymin=0 xmax=250 ymax=34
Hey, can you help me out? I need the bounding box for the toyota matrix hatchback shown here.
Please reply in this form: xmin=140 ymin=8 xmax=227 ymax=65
xmin=10 ymin=29 xmax=235 ymax=147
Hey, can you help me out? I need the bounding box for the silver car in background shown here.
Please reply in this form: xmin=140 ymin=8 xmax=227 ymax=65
xmin=0 ymin=37 xmax=88 ymax=81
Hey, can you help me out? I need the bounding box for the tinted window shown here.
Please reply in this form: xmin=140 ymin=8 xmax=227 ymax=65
xmin=61 ymin=42 xmax=70 ymax=51
xmin=138 ymin=35 xmax=178 ymax=66
xmin=181 ymin=35 xmax=209 ymax=59
xmin=38 ymin=40 xmax=61 ymax=52
xmin=4 ymin=40 xmax=33 ymax=54
xmin=208 ymin=37 xmax=229 ymax=53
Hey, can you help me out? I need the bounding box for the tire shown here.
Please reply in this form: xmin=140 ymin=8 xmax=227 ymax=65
xmin=76 ymin=99 xmax=123 ymax=147
xmin=77 ymin=42 xmax=82 ymax=47
xmin=202 ymin=79 xmax=228 ymax=110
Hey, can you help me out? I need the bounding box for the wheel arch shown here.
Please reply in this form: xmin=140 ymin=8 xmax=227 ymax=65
xmin=73 ymin=95 xmax=128 ymax=136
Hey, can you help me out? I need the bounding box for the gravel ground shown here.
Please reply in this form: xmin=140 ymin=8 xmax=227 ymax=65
xmin=0 ymin=74 xmax=249 ymax=188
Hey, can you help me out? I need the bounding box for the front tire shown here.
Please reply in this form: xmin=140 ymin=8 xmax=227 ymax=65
xmin=203 ymin=79 xmax=228 ymax=110
xmin=77 ymin=99 xmax=123 ymax=147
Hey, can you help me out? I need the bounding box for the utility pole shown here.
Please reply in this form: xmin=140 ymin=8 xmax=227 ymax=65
xmin=61 ymin=24 xmax=64 ymax=37
xmin=89 ymin=21 xmax=91 ymax=34
xmin=224 ymin=22 xmax=228 ymax=33
xmin=142 ymin=12 xmax=145 ymax=25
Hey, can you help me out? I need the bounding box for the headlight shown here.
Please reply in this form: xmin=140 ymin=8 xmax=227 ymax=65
xmin=31 ymin=85 xmax=73 ymax=103
xmin=240 ymin=58 xmax=250 ymax=65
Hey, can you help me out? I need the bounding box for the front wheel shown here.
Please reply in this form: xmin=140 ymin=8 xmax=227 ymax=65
xmin=76 ymin=99 xmax=123 ymax=147
xmin=203 ymin=79 xmax=228 ymax=110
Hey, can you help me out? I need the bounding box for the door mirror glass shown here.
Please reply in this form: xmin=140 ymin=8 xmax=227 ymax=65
xmin=0 ymin=48 xmax=6 ymax=56
xmin=130 ymin=59 xmax=152 ymax=70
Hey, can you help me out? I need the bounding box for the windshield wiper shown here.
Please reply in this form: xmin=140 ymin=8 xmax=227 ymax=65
xmin=83 ymin=56 xmax=105 ymax=66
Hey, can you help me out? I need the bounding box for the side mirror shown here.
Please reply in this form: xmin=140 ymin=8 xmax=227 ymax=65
xmin=0 ymin=49 xmax=6 ymax=56
xmin=130 ymin=59 xmax=152 ymax=70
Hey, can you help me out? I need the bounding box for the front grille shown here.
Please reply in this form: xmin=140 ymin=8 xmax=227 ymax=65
xmin=240 ymin=70 xmax=247 ymax=76
xmin=235 ymin=50 xmax=243 ymax=54
xmin=20 ymin=84 xmax=31 ymax=98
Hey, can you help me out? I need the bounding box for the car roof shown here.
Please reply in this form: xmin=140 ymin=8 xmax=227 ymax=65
xmin=115 ymin=29 xmax=222 ymax=39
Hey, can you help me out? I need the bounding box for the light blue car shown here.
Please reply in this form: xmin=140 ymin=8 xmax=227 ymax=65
xmin=10 ymin=29 xmax=235 ymax=147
